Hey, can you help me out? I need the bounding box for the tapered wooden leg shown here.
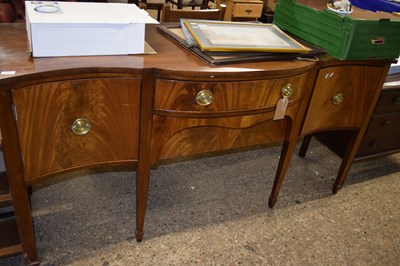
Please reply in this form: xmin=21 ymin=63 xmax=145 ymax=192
xmin=332 ymin=133 xmax=358 ymax=194
xmin=135 ymin=162 xmax=150 ymax=242
xmin=1 ymin=90 xmax=39 ymax=264
xmin=269 ymin=138 xmax=298 ymax=208
xmin=298 ymin=135 xmax=312 ymax=158
xmin=135 ymin=73 xmax=155 ymax=242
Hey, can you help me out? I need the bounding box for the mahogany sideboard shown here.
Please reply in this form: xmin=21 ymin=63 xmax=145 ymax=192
xmin=0 ymin=23 xmax=391 ymax=265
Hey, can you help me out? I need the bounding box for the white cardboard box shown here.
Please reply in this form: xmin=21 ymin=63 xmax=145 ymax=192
xmin=25 ymin=1 xmax=158 ymax=57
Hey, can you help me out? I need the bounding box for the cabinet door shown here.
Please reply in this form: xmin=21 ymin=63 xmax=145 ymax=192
xmin=12 ymin=78 xmax=140 ymax=182
xmin=301 ymin=65 xmax=384 ymax=134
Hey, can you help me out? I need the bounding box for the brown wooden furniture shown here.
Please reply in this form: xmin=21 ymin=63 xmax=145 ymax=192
xmin=356 ymin=73 xmax=400 ymax=159
xmin=295 ymin=59 xmax=391 ymax=198
xmin=137 ymin=0 xmax=165 ymax=21
xmin=0 ymin=23 xmax=316 ymax=264
xmin=0 ymin=174 xmax=23 ymax=260
xmin=161 ymin=4 xmax=226 ymax=22
xmin=295 ymin=72 xmax=399 ymax=193
xmin=223 ymin=0 xmax=263 ymax=21
xmin=1 ymin=139 xmax=24 ymax=259
xmin=166 ymin=0 xmax=209 ymax=10
xmin=0 ymin=23 xmax=392 ymax=264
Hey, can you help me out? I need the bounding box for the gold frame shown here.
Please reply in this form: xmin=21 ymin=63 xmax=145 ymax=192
xmin=182 ymin=20 xmax=311 ymax=53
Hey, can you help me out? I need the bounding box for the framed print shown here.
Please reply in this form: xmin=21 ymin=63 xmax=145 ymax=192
xmin=157 ymin=24 xmax=325 ymax=65
xmin=182 ymin=20 xmax=311 ymax=53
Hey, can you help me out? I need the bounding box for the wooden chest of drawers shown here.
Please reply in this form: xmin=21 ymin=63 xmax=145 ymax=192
xmin=357 ymin=75 xmax=400 ymax=158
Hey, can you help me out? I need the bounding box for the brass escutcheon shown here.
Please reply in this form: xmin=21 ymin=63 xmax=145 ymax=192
xmin=71 ymin=118 xmax=91 ymax=136
xmin=196 ymin=90 xmax=213 ymax=106
xmin=281 ymin=84 xmax=293 ymax=98
xmin=332 ymin=93 xmax=344 ymax=104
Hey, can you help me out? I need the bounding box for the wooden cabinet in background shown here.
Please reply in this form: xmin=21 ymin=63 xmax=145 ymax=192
xmin=223 ymin=0 xmax=263 ymax=21
xmin=357 ymin=75 xmax=400 ymax=159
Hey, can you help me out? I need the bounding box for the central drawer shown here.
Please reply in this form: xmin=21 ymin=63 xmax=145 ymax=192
xmin=151 ymin=73 xmax=310 ymax=162
xmin=154 ymin=74 xmax=308 ymax=115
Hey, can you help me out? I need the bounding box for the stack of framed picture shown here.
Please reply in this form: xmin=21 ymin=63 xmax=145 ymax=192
xmin=157 ymin=20 xmax=325 ymax=65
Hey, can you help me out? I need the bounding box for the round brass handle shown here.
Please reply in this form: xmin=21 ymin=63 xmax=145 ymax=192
xmin=71 ymin=118 xmax=91 ymax=136
xmin=332 ymin=93 xmax=344 ymax=105
xmin=196 ymin=90 xmax=213 ymax=106
xmin=281 ymin=84 xmax=293 ymax=98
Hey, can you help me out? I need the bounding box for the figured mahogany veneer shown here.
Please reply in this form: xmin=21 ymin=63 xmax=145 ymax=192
xmin=298 ymin=60 xmax=391 ymax=194
xmin=12 ymin=77 xmax=141 ymax=183
xmin=0 ymin=23 xmax=392 ymax=265
xmin=301 ymin=65 xmax=384 ymax=133
xmin=151 ymin=74 xmax=308 ymax=164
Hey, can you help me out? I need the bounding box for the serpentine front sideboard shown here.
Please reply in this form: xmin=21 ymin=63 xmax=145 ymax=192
xmin=0 ymin=23 xmax=391 ymax=265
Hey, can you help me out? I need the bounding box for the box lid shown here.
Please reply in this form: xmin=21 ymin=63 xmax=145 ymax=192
xmin=25 ymin=1 xmax=158 ymax=24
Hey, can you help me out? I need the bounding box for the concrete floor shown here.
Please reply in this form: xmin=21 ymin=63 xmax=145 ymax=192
xmin=1 ymin=139 xmax=400 ymax=265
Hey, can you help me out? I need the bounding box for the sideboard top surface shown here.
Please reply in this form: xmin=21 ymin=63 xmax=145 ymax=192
xmin=0 ymin=23 xmax=317 ymax=82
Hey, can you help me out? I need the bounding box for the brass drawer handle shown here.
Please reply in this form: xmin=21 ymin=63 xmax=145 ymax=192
xmin=281 ymin=84 xmax=293 ymax=98
xmin=196 ymin=90 xmax=213 ymax=106
xmin=71 ymin=118 xmax=91 ymax=136
xmin=332 ymin=93 xmax=344 ymax=105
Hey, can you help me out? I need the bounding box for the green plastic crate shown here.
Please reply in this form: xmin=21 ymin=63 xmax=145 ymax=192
xmin=273 ymin=0 xmax=400 ymax=60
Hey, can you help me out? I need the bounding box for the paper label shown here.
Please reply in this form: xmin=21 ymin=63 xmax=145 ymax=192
xmin=273 ymin=97 xmax=288 ymax=120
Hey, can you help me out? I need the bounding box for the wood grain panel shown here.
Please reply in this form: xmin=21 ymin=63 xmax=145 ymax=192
xmin=150 ymin=107 xmax=299 ymax=163
xmin=12 ymin=78 xmax=141 ymax=182
xmin=154 ymin=74 xmax=308 ymax=114
xmin=156 ymin=118 xmax=287 ymax=162
xmin=301 ymin=65 xmax=384 ymax=134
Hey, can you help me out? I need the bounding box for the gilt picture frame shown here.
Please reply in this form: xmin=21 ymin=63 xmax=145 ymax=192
xmin=182 ymin=20 xmax=311 ymax=53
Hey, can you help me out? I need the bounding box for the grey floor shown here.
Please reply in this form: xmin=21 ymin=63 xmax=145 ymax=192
xmin=1 ymin=139 xmax=400 ymax=265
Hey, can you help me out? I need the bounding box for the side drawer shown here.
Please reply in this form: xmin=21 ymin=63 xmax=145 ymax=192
xmin=154 ymin=73 xmax=308 ymax=115
xmin=12 ymin=77 xmax=141 ymax=182
xmin=358 ymin=113 xmax=400 ymax=155
xmin=301 ymin=65 xmax=384 ymax=134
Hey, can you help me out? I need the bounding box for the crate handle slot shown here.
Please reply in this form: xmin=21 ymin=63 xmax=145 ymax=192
xmin=371 ymin=38 xmax=385 ymax=45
